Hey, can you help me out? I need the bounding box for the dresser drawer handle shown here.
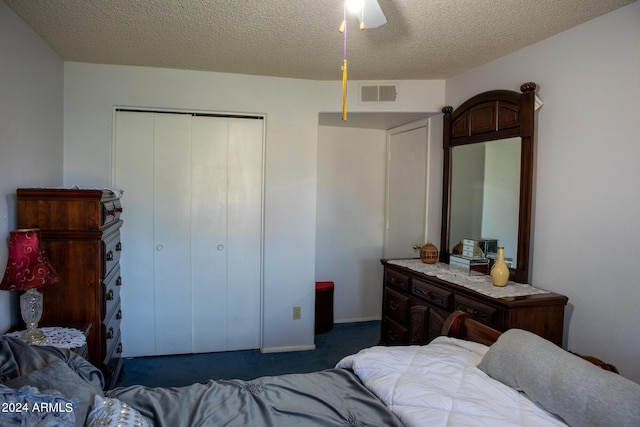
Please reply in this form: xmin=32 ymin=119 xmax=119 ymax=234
xmin=388 ymin=301 xmax=399 ymax=311
xmin=115 ymin=242 xmax=122 ymax=252
xmin=107 ymin=327 xmax=114 ymax=340
xmin=116 ymin=309 xmax=123 ymax=320
xmin=117 ymin=343 xmax=123 ymax=354
xmin=107 ymin=209 xmax=116 ymax=216
xmin=106 ymin=251 xmax=114 ymax=261
xmin=414 ymin=286 xmax=431 ymax=298
xmin=117 ymin=207 xmax=123 ymax=213
xmin=116 ymin=276 xmax=122 ymax=286
xmin=387 ymin=330 xmax=397 ymax=342
xmin=106 ymin=289 xmax=115 ymax=301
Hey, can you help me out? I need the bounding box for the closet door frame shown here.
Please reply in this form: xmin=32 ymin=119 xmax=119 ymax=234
xmin=111 ymin=107 xmax=266 ymax=356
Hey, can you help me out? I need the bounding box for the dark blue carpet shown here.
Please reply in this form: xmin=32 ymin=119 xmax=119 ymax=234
xmin=116 ymin=321 xmax=381 ymax=388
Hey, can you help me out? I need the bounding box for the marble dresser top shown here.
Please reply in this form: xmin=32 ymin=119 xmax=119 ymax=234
xmin=387 ymin=259 xmax=549 ymax=299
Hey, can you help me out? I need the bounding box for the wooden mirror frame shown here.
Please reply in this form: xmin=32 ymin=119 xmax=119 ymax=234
xmin=439 ymin=82 xmax=537 ymax=283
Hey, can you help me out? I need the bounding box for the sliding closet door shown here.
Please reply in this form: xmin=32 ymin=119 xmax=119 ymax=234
xmin=153 ymin=114 xmax=193 ymax=355
xmin=190 ymin=117 xmax=229 ymax=353
xmin=114 ymin=111 xmax=263 ymax=357
xmin=226 ymin=118 xmax=263 ymax=350
xmin=114 ymin=111 xmax=156 ymax=356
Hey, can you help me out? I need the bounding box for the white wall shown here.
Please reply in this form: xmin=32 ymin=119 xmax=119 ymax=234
xmin=0 ymin=2 xmax=64 ymax=333
xmin=62 ymin=63 xmax=443 ymax=352
xmin=63 ymin=63 xmax=320 ymax=352
xmin=316 ymin=126 xmax=387 ymax=322
xmin=316 ymin=80 xmax=445 ymax=113
xmin=446 ymin=1 xmax=640 ymax=382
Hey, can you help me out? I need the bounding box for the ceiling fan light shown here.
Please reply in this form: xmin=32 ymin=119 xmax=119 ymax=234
xmin=346 ymin=0 xmax=364 ymax=14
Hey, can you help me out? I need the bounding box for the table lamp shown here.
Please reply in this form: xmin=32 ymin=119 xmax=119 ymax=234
xmin=1 ymin=228 xmax=60 ymax=344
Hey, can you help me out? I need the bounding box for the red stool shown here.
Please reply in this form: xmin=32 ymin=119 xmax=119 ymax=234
xmin=315 ymin=281 xmax=334 ymax=334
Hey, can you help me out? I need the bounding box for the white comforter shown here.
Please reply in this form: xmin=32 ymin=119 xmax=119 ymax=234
xmin=337 ymin=337 xmax=567 ymax=427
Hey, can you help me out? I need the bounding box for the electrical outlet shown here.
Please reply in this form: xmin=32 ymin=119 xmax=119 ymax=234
xmin=292 ymin=306 xmax=301 ymax=320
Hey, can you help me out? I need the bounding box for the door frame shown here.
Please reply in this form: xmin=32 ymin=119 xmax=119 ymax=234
xmin=111 ymin=106 xmax=267 ymax=352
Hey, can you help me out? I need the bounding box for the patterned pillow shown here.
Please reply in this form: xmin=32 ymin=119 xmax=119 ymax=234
xmin=86 ymin=395 xmax=153 ymax=427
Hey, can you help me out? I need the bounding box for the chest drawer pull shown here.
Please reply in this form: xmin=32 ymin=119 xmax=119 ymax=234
xmin=389 ymin=301 xmax=399 ymax=311
xmin=116 ymin=276 xmax=122 ymax=286
xmin=106 ymin=289 xmax=115 ymax=301
xmin=106 ymin=250 xmax=114 ymax=261
xmin=106 ymin=327 xmax=114 ymax=340
xmin=417 ymin=288 xmax=431 ymax=298
xmin=116 ymin=242 xmax=122 ymax=252
xmin=116 ymin=309 xmax=123 ymax=320
xmin=117 ymin=343 xmax=123 ymax=354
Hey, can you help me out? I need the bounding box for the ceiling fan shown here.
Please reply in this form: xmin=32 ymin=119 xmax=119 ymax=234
xmin=346 ymin=0 xmax=387 ymax=29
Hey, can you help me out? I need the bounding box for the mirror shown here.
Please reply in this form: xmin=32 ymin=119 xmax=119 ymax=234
xmin=450 ymin=137 xmax=521 ymax=265
xmin=440 ymin=83 xmax=538 ymax=283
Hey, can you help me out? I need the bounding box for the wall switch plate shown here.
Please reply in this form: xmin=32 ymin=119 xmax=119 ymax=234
xmin=293 ymin=306 xmax=301 ymax=320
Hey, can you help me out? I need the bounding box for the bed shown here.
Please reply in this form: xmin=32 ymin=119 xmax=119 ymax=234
xmin=2 ymin=311 xmax=639 ymax=427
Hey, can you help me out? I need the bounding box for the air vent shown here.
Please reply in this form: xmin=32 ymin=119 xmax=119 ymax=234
xmin=359 ymin=83 xmax=398 ymax=104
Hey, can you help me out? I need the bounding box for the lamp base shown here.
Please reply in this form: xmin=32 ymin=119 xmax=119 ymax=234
xmin=19 ymin=288 xmax=47 ymax=345
xmin=19 ymin=327 xmax=47 ymax=345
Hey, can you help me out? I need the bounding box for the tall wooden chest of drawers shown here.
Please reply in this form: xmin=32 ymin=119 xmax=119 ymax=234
xmin=17 ymin=188 xmax=124 ymax=389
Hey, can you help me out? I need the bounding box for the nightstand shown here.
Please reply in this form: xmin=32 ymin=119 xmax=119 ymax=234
xmin=51 ymin=322 xmax=92 ymax=360
xmin=6 ymin=321 xmax=92 ymax=360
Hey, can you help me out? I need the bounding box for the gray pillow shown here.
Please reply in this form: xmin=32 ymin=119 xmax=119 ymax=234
xmin=5 ymin=358 xmax=102 ymax=427
xmin=478 ymin=329 xmax=640 ymax=426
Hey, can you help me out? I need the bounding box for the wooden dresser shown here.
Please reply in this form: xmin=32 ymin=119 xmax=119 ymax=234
xmin=380 ymin=259 xmax=568 ymax=346
xmin=17 ymin=188 xmax=124 ymax=389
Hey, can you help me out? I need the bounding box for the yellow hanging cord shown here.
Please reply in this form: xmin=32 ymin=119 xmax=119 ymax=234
xmin=342 ymin=59 xmax=348 ymax=121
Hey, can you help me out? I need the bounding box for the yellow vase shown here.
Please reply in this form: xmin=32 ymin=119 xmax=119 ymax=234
xmin=491 ymin=247 xmax=509 ymax=287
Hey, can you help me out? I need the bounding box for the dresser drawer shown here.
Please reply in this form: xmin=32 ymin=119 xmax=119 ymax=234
xmin=102 ymin=230 xmax=122 ymax=277
xmin=411 ymin=278 xmax=453 ymax=310
xmin=383 ymin=286 xmax=410 ymax=324
xmin=102 ymin=302 xmax=122 ymax=359
xmin=409 ymin=305 xmax=430 ymax=344
xmin=385 ymin=268 xmax=410 ymax=291
xmin=102 ymin=331 xmax=123 ymax=390
xmin=381 ymin=317 xmax=409 ymax=345
xmin=101 ymin=199 xmax=123 ymax=228
xmin=102 ymin=265 xmax=122 ymax=321
xmin=454 ymin=294 xmax=498 ymax=326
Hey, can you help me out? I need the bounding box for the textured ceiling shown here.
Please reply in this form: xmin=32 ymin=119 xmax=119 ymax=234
xmin=4 ymin=0 xmax=635 ymax=81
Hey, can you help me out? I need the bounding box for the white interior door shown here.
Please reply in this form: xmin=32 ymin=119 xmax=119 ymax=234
xmin=384 ymin=123 xmax=428 ymax=258
xmin=114 ymin=111 xmax=263 ymax=357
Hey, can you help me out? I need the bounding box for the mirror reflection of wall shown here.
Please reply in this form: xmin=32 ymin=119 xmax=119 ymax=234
xmin=450 ymin=137 xmax=521 ymax=263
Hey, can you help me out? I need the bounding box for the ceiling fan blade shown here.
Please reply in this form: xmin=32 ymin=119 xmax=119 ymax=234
xmin=360 ymin=0 xmax=387 ymax=29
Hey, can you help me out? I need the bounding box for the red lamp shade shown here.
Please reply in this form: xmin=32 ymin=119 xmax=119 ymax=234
xmin=0 ymin=228 xmax=60 ymax=291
